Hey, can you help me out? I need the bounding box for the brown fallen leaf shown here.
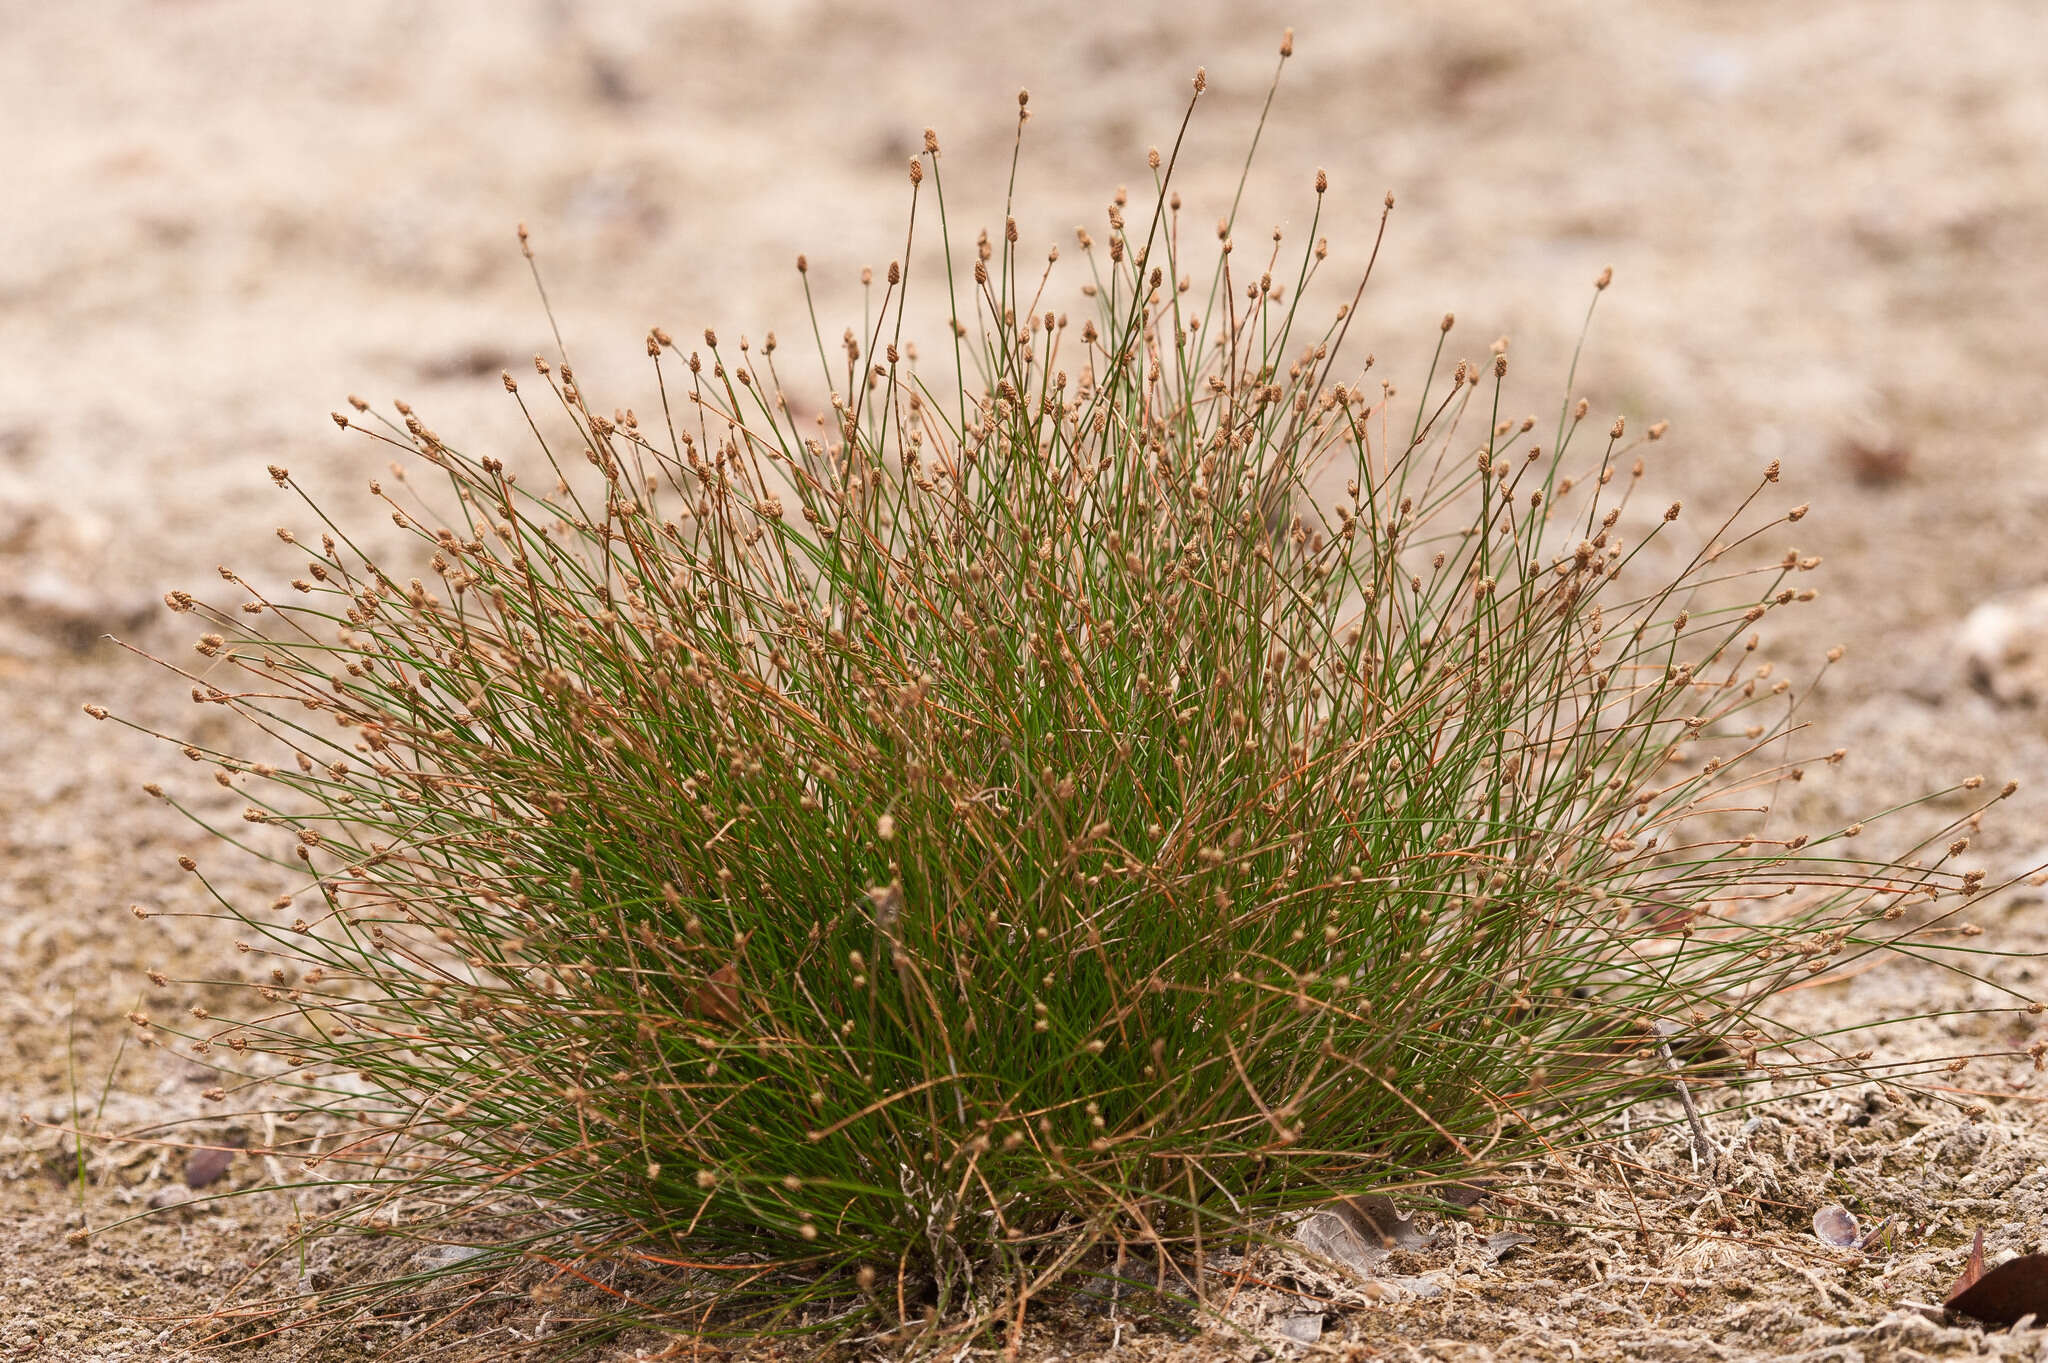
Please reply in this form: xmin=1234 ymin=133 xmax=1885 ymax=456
xmin=1331 ymin=1193 xmax=1433 ymax=1252
xmin=1942 ymin=1229 xmax=2048 ymax=1327
xmin=1433 ymin=1178 xmax=1492 ymax=1209
xmin=185 ymin=1144 xmax=234 ymax=1189
xmin=1949 ymin=1228 xmax=1987 ymax=1298
xmin=688 ymin=963 xmax=745 ymax=1027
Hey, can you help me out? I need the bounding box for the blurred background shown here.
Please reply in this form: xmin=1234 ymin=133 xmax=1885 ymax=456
xmin=7 ymin=2 xmax=2047 ymax=663
xmin=4 ymin=0 xmax=2048 ymax=1337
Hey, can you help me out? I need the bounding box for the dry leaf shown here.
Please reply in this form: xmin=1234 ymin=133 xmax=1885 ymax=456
xmin=689 ymin=963 xmax=744 ymax=1027
xmin=1949 ymin=1227 xmax=1987 ymax=1299
xmin=1943 ymin=1229 xmax=2048 ymax=1327
xmin=1434 ymin=1178 xmax=1492 ymax=1209
xmin=185 ymin=1144 xmax=234 ymax=1189
xmin=1296 ymin=1192 xmax=1440 ymax=1282
xmin=1813 ymin=1204 xmax=1860 ymax=1248
xmin=1296 ymin=1206 xmax=1390 ymax=1278
xmin=1485 ymin=1232 xmax=1533 ymax=1263
xmin=1331 ymin=1193 xmax=1433 ymax=1251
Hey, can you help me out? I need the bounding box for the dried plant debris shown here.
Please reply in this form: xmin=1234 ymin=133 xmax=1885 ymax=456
xmin=1289 ymin=1192 xmax=1527 ymax=1306
xmin=1838 ymin=436 xmax=1912 ymax=487
xmin=182 ymin=1143 xmax=234 ymax=1190
xmin=1813 ymin=1203 xmax=1860 ymax=1248
xmin=1294 ymin=1195 xmax=1435 ymax=1280
xmin=1944 ymin=1228 xmax=2048 ymax=1328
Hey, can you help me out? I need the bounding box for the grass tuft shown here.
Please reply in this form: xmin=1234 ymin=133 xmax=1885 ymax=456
xmin=99 ymin=62 xmax=2033 ymax=1356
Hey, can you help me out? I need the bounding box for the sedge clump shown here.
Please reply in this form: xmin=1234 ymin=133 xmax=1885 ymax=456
xmin=103 ymin=55 xmax=2027 ymax=1356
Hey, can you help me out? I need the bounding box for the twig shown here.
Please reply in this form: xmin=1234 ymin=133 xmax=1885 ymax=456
xmin=1660 ymin=1041 xmax=1718 ymax=1177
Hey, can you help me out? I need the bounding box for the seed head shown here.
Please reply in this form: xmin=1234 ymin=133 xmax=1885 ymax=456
xmin=908 ymin=157 xmax=923 ymax=185
xmin=1440 ymin=312 xmax=1455 ymax=333
xmin=331 ymin=412 xmax=349 ymax=430
xmin=1280 ymin=27 xmax=1294 ymax=57
xmin=1664 ymin=501 xmax=1682 ymax=521
xmin=1596 ymin=266 xmax=1613 ymax=290
xmin=1610 ymin=416 xmax=1625 ymax=439
xmin=1315 ymin=168 xmax=1327 ymax=195
xmin=923 ymin=127 xmax=939 ymax=153
xmin=1193 ymin=68 xmax=1206 ymax=93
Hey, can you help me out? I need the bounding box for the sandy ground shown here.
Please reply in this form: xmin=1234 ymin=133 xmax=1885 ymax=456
xmin=8 ymin=1 xmax=2048 ymax=1357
